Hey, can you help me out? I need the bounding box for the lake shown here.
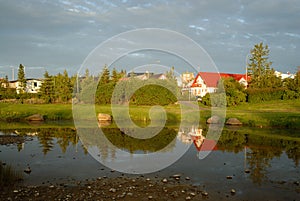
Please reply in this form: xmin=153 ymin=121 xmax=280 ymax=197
xmin=0 ymin=122 xmax=299 ymax=200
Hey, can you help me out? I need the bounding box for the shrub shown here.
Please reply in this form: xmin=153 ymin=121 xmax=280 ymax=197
xmin=246 ymin=88 xmax=285 ymax=103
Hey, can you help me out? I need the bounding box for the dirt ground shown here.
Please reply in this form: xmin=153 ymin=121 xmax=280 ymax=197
xmin=0 ymin=176 xmax=234 ymax=201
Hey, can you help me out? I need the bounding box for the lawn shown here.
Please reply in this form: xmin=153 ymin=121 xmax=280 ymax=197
xmin=1 ymin=99 xmax=300 ymax=129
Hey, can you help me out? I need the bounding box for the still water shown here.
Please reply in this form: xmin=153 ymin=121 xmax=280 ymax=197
xmin=0 ymin=123 xmax=299 ymax=200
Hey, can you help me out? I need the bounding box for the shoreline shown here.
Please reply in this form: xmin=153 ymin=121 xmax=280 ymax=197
xmin=1 ymin=99 xmax=300 ymax=129
xmin=0 ymin=176 xmax=227 ymax=201
xmin=1 ymin=174 xmax=299 ymax=201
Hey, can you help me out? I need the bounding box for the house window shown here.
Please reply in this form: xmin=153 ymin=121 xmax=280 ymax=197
xmin=34 ymin=82 xmax=37 ymax=87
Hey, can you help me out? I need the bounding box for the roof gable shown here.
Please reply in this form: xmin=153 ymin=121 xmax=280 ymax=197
xmin=192 ymin=72 xmax=247 ymax=88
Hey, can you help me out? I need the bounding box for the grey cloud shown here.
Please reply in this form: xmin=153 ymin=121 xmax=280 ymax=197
xmin=0 ymin=0 xmax=299 ymax=78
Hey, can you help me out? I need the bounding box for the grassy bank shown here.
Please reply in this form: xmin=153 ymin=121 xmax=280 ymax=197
xmin=0 ymin=103 xmax=73 ymax=121
xmin=1 ymin=99 xmax=300 ymax=129
xmin=225 ymin=99 xmax=300 ymax=129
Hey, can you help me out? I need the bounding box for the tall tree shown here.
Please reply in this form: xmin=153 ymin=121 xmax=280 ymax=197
xmin=79 ymin=69 xmax=96 ymax=103
xmin=53 ymin=70 xmax=73 ymax=102
xmin=247 ymin=43 xmax=280 ymax=88
xmin=17 ymin=64 xmax=27 ymax=93
xmin=39 ymin=71 xmax=55 ymax=103
xmin=99 ymin=65 xmax=110 ymax=85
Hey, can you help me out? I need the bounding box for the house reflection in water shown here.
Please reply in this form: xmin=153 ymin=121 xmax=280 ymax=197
xmin=177 ymin=127 xmax=217 ymax=159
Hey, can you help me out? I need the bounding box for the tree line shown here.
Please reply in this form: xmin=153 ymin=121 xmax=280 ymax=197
xmin=1 ymin=42 xmax=299 ymax=106
xmin=78 ymin=66 xmax=178 ymax=105
xmin=0 ymin=64 xmax=179 ymax=105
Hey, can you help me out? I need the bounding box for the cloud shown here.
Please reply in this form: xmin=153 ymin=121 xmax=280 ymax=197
xmin=0 ymin=0 xmax=299 ymax=78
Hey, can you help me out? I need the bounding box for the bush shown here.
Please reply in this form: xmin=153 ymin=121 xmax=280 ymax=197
xmin=246 ymin=88 xmax=285 ymax=103
xmin=201 ymin=93 xmax=226 ymax=107
xmin=130 ymin=84 xmax=177 ymax=106
xmin=282 ymin=90 xmax=299 ymax=100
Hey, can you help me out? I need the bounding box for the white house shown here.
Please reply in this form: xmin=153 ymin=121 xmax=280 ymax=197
xmin=8 ymin=79 xmax=43 ymax=94
xmin=190 ymin=72 xmax=248 ymax=97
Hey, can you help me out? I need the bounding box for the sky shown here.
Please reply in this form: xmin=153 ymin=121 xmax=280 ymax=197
xmin=0 ymin=0 xmax=299 ymax=79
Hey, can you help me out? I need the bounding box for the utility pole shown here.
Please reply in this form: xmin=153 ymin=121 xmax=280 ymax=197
xmin=245 ymin=53 xmax=250 ymax=89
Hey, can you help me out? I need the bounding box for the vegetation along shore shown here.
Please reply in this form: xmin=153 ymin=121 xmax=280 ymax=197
xmin=0 ymin=99 xmax=300 ymax=130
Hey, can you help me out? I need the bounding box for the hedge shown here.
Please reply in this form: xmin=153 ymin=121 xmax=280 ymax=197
xmin=246 ymin=88 xmax=285 ymax=103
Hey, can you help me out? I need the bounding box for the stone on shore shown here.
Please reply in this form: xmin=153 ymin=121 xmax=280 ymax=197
xmin=226 ymin=118 xmax=242 ymax=125
xmin=25 ymin=114 xmax=44 ymax=121
xmin=97 ymin=113 xmax=112 ymax=122
xmin=206 ymin=115 xmax=221 ymax=124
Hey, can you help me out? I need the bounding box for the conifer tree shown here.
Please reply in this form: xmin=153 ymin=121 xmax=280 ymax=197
xmin=99 ymin=65 xmax=110 ymax=84
xmin=39 ymin=71 xmax=55 ymax=103
xmin=17 ymin=64 xmax=27 ymax=93
xmin=247 ymin=43 xmax=281 ymax=88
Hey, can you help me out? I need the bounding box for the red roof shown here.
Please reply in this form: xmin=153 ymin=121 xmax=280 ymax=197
xmin=193 ymin=139 xmax=218 ymax=151
xmin=191 ymin=72 xmax=247 ymax=88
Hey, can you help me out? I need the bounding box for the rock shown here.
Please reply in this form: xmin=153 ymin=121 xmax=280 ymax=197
xmin=171 ymin=174 xmax=181 ymax=179
xmin=201 ymin=191 xmax=208 ymax=196
xmin=162 ymin=178 xmax=168 ymax=183
xmin=206 ymin=115 xmax=221 ymax=124
xmin=226 ymin=176 xmax=233 ymax=179
xmin=226 ymin=118 xmax=242 ymax=125
xmin=97 ymin=113 xmax=112 ymax=122
xmin=186 ymin=196 xmax=191 ymax=200
xmin=24 ymin=166 xmax=31 ymax=174
xmin=148 ymin=195 xmax=153 ymax=199
xmin=244 ymin=169 xmax=250 ymax=173
xmin=231 ymin=189 xmax=236 ymax=195
xmin=109 ymin=188 xmax=116 ymax=193
xmin=25 ymin=114 xmax=44 ymax=121
xmin=185 ymin=177 xmax=190 ymax=181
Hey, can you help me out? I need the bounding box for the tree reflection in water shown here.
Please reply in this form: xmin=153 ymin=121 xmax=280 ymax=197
xmin=216 ymin=128 xmax=300 ymax=184
xmin=1 ymin=126 xmax=299 ymax=185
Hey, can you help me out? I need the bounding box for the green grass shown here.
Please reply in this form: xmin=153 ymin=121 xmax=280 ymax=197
xmin=1 ymin=99 xmax=300 ymax=129
xmin=0 ymin=103 xmax=73 ymax=121
xmin=226 ymin=99 xmax=300 ymax=128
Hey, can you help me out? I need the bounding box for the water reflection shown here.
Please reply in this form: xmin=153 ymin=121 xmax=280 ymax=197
xmin=0 ymin=128 xmax=81 ymax=155
xmin=177 ymin=127 xmax=218 ymax=159
xmin=0 ymin=126 xmax=300 ymax=185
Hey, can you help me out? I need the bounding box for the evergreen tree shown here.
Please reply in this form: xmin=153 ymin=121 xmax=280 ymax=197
xmin=247 ymin=43 xmax=281 ymax=88
xmin=17 ymin=64 xmax=27 ymax=93
xmin=111 ymin=68 xmax=119 ymax=83
xmin=99 ymin=65 xmax=110 ymax=85
xmin=39 ymin=71 xmax=55 ymax=103
xmin=79 ymin=69 xmax=96 ymax=103
xmin=53 ymin=70 xmax=73 ymax=102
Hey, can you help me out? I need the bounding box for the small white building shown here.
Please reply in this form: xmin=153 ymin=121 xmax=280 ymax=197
xmin=8 ymin=79 xmax=43 ymax=94
xmin=275 ymin=71 xmax=295 ymax=79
